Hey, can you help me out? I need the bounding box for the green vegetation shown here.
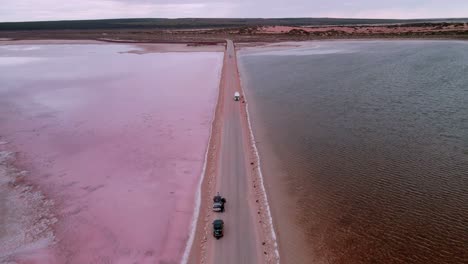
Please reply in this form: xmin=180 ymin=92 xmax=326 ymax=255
xmin=1 ymin=17 xmax=467 ymax=31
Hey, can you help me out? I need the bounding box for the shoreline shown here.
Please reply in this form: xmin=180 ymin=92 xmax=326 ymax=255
xmin=0 ymin=39 xmax=225 ymax=53
xmin=236 ymin=38 xmax=468 ymax=54
xmin=1 ymin=36 xmax=468 ymax=45
xmin=238 ymin=66 xmax=280 ymax=263
xmin=0 ymin=150 xmax=57 ymax=263
xmin=181 ymin=43 xmax=225 ymax=264
xmin=237 ymin=59 xmax=314 ymax=263
xmin=0 ymin=17 xmax=467 ymax=44
xmin=186 ymin=42 xmax=227 ymax=264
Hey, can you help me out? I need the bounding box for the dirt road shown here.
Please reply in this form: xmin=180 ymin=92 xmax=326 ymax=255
xmin=208 ymin=40 xmax=261 ymax=263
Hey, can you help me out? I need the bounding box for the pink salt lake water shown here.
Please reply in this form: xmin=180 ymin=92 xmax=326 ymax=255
xmin=0 ymin=44 xmax=222 ymax=263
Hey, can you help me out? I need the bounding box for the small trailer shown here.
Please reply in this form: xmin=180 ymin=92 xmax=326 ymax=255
xmin=234 ymin=92 xmax=240 ymax=101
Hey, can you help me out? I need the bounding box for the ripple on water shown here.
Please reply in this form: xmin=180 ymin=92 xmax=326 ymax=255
xmin=240 ymin=40 xmax=468 ymax=264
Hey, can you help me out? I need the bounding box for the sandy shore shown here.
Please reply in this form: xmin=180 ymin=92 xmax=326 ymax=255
xmin=259 ymin=24 xmax=468 ymax=34
xmin=235 ymin=86 xmax=314 ymax=264
xmin=185 ymin=45 xmax=226 ymax=264
xmin=238 ymin=66 xmax=280 ymax=264
xmin=0 ymin=151 xmax=57 ymax=263
xmin=3 ymin=22 xmax=467 ymax=47
xmin=237 ymin=44 xmax=314 ymax=263
xmin=122 ymin=43 xmax=225 ymax=54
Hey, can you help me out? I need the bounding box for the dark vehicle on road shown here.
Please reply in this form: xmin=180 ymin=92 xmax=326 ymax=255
xmin=213 ymin=219 xmax=224 ymax=239
xmin=213 ymin=192 xmax=226 ymax=212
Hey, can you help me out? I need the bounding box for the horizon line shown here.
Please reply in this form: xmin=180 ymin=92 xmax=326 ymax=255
xmin=2 ymin=16 xmax=468 ymax=24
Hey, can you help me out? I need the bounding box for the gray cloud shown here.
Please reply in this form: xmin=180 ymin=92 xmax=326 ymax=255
xmin=1 ymin=0 xmax=467 ymax=22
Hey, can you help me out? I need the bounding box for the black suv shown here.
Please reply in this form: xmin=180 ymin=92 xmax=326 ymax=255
xmin=213 ymin=219 xmax=224 ymax=239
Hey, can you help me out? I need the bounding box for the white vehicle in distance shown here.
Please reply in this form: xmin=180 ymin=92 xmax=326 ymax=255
xmin=234 ymin=92 xmax=240 ymax=101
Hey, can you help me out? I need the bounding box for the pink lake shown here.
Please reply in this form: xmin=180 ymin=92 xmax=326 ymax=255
xmin=0 ymin=44 xmax=222 ymax=263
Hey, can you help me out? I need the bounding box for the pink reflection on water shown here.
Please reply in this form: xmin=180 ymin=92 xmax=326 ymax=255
xmin=0 ymin=44 xmax=222 ymax=263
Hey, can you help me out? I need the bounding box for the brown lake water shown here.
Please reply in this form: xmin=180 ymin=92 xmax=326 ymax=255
xmin=239 ymin=41 xmax=468 ymax=264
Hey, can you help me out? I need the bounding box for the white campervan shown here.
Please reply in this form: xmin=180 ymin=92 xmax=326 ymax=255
xmin=234 ymin=92 xmax=240 ymax=101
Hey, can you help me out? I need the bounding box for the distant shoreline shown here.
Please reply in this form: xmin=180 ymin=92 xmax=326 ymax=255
xmin=1 ymin=35 xmax=467 ymax=47
xmin=1 ymin=21 xmax=467 ymax=43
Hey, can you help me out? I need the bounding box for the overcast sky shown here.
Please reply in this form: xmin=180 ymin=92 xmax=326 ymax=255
xmin=1 ymin=0 xmax=468 ymax=22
